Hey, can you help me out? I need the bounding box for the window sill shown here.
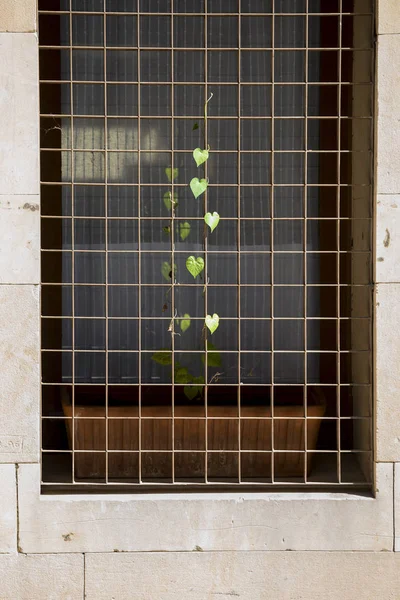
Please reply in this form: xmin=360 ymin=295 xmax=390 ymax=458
xmin=17 ymin=463 xmax=393 ymax=554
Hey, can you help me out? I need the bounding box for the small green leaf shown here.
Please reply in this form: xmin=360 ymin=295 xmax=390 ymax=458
xmin=165 ymin=167 xmax=179 ymax=182
xmin=201 ymin=342 xmax=222 ymax=367
xmin=204 ymin=211 xmax=220 ymax=233
xmin=184 ymin=376 xmax=205 ymax=401
xmin=179 ymin=221 xmax=191 ymax=241
xmin=205 ymin=313 xmax=219 ymax=335
xmin=192 ymin=123 xmax=199 ymax=131
xmin=184 ymin=386 xmax=199 ymax=400
xmin=161 ymin=262 xmax=176 ymax=282
xmin=163 ymin=226 xmax=171 ymax=235
xmin=186 ymin=256 xmax=204 ymax=279
xmin=175 ymin=367 xmax=192 ymax=384
xmin=193 ymin=147 xmax=209 ymax=168
xmin=151 ymin=351 xmax=172 ymax=366
xmin=180 ymin=313 xmax=191 ymax=332
xmin=163 ymin=191 xmax=178 ymax=211
xmin=189 ymin=177 xmax=208 ymax=199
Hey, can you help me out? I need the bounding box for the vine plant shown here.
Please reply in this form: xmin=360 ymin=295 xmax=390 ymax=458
xmin=152 ymin=94 xmax=222 ymax=400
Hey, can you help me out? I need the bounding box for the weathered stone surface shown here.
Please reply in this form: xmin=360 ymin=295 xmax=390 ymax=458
xmin=85 ymin=551 xmax=400 ymax=600
xmin=394 ymin=463 xmax=400 ymax=551
xmin=18 ymin=463 xmax=393 ymax=553
xmin=0 ymin=286 xmax=39 ymax=463
xmin=0 ymin=34 xmax=39 ymax=195
xmin=0 ymin=1 xmax=36 ymax=32
xmin=0 ymin=465 xmax=16 ymax=553
xmin=0 ymin=554 xmax=84 ymax=600
xmin=376 ymin=285 xmax=400 ymax=461
xmin=377 ymin=35 xmax=400 ymax=194
xmin=0 ymin=196 xmax=39 ymax=284
xmin=376 ymin=195 xmax=400 ymax=282
xmin=378 ymin=0 xmax=400 ymax=34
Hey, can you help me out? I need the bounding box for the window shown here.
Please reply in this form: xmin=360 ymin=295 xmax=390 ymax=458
xmin=40 ymin=0 xmax=373 ymax=490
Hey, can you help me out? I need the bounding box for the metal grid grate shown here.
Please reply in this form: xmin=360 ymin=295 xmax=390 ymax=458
xmin=40 ymin=0 xmax=374 ymax=491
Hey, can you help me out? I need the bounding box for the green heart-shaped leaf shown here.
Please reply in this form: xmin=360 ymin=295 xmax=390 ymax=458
xmin=184 ymin=376 xmax=205 ymax=401
xmin=204 ymin=211 xmax=220 ymax=233
xmin=175 ymin=367 xmax=192 ymax=384
xmin=161 ymin=262 xmax=176 ymax=282
xmin=180 ymin=313 xmax=191 ymax=332
xmin=163 ymin=191 xmax=178 ymax=211
xmin=201 ymin=342 xmax=222 ymax=367
xmin=205 ymin=313 xmax=219 ymax=335
xmin=179 ymin=221 xmax=191 ymax=241
xmin=193 ymin=147 xmax=209 ymax=168
xmin=184 ymin=386 xmax=198 ymax=400
xmin=151 ymin=351 xmax=172 ymax=366
xmin=186 ymin=256 xmax=204 ymax=279
xmin=190 ymin=177 xmax=208 ymax=199
xmin=192 ymin=123 xmax=199 ymax=131
xmin=165 ymin=167 xmax=179 ymax=182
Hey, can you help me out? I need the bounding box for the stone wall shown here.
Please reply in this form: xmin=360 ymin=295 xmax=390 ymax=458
xmin=1 ymin=1 xmax=400 ymax=598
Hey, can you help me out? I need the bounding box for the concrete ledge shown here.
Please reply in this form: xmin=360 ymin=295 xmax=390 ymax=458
xmin=0 ymin=554 xmax=84 ymax=600
xmin=0 ymin=1 xmax=36 ymax=33
xmin=18 ymin=464 xmax=393 ymax=553
xmin=0 ymin=465 xmax=16 ymax=553
xmin=85 ymin=551 xmax=400 ymax=600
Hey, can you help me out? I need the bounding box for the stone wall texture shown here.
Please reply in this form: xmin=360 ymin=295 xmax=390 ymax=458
xmin=1 ymin=1 xmax=400 ymax=598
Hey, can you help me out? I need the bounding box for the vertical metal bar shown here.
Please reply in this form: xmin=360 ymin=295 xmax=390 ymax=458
xmin=103 ymin=0 xmax=109 ymax=486
xmin=270 ymin=0 xmax=275 ymax=485
xmin=303 ymin=0 xmax=309 ymax=484
xmin=237 ymin=0 xmax=242 ymax=484
xmin=337 ymin=0 xmax=343 ymax=485
xmin=204 ymin=0 xmax=209 ymax=484
xmin=137 ymin=4 xmax=142 ymax=484
xmin=69 ymin=0 xmax=76 ymax=484
xmin=171 ymin=0 xmax=175 ymax=484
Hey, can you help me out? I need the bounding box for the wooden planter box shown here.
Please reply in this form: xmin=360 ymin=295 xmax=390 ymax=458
xmin=62 ymin=392 xmax=325 ymax=481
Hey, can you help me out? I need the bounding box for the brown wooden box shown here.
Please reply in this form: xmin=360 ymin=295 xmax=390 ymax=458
xmin=62 ymin=393 xmax=325 ymax=481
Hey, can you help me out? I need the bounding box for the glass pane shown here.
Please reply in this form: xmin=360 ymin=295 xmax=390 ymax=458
xmin=106 ymin=16 xmax=137 ymax=47
xmin=72 ymin=50 xmax=104 ymax=81
xmin=72 ymin=15 xmax=104 ymax=46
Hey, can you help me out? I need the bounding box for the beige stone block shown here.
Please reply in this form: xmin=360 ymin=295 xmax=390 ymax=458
xmin=85 ymin=551 xmax=400 ymax=600
xmin=378 ymin=0 xmax=400 ymax=34
xmin=0 ymin=196 xmax=39 ymax=284
xmin=394 ymin=463 xmax=400 ymax=551
xmin=18 ymin=463 xmax=393 ymax=553
xmin=376 ymin=284 xmax=400 ymax=461
xmin=377 ymin=36 xmax=400 ymax=194
xmin=0 ymin=34 xmax=39 ymax=195
xmin=0 ymin=465 xmax=16 ymax=553
xmin=376 ymin=195 xmax=400 ymax=282
xmin=0 ymin=286 xmax=39 ymax=463
xmin=0 ymin=1 xmax=36 ymax=32
xmin=0 ymin=554 xmax=84 ymax=600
